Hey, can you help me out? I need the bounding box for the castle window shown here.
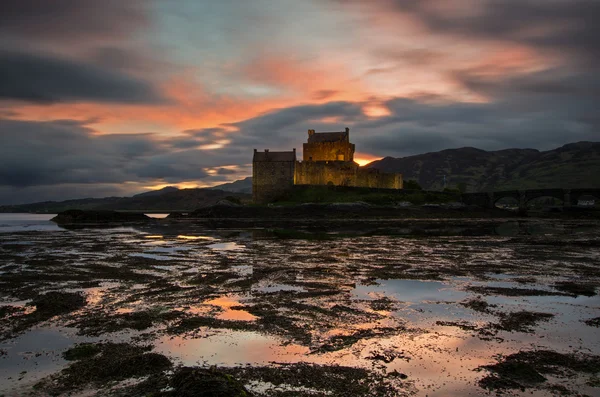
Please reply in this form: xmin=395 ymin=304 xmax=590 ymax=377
xmin=337 ymin=153 xmax=344 ymax=161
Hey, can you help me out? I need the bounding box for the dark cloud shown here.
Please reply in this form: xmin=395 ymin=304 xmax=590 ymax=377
xmin=209 ymin=68 xmax=598 ymax=158
xmin=90 ymin=47 xmax=151 ymax=73
xmin=0 ymin=49 xmax=167 ymax=104
xmin=311 ymin=90 xmax=339 ymax=100
xmin=0 ymin=0 xmax=148 ymax=43
xmin=0 ymin=119 xmax=138 ymax=187
xmin=227 ymin=101 xmax=364 ymax=149
xmin=2 ymin=66 xmax=597 ymax=204
xmin=453 ymin=68 xmax=600 ymax=101
xmin=0 ymin=119 xmax=232 ymax=196
xmin=374 ymin=0 xmax=600 ymax=63
xmin=0 ymin=117 xmax=260 ymax=203
xmin=216 ymin=168 xmax=238 ymax=175
xmin=353 ymin=89 xmax=598 ymax=158
xmin=183 ymin=82 xmax=597 ymax=162
xmin=0 ymin=1 xmax=167 ymax=106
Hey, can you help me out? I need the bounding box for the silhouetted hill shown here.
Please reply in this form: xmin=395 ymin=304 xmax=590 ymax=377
xmin=0 ymin=189 xmax=250 ymax=213
xmin=209 ymin=177 xmax=252 ymax=194
xmin=366 ymin=141 xmax=600 ymax=192
xmin=133 ymin=186 xmax=179 ymax=198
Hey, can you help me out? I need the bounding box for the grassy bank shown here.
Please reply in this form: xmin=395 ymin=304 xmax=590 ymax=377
xmin=272 ymin=185 xmax=460 ymax=206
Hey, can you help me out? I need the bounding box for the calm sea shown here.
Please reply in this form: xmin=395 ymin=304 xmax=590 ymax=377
xmin=0 ymin=213 xmax=169 ymax=233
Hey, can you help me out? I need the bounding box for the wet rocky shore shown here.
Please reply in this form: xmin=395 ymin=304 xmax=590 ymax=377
xmin=1 ymin=215 xmax=599 ymax=396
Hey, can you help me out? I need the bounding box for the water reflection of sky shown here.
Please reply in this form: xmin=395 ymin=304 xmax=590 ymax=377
xmin=157 ymin=331 xmax=309 ymax=367
xmin=2 ymin=218 xmax=600 ymax=396
xmin=208 ymin=242 xmax=245 ymax=251
xmin=353 ymin=279 xmax=468 ymax=303
xmin=0 ymin=213 xmax=61 ymax=233
xmin=0 ymin=327 xmax=102 ymax=395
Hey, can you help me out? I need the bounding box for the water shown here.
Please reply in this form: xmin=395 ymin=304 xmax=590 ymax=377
xmin=0 ymin=213 xmax=60 ymax=233
xmin=208 ymin=241 xmax=245 ymax=251
xmin=0 ymin=213 xmax=168 ymax=233
xmin=1 ymin=216 xmax=599 ymax=396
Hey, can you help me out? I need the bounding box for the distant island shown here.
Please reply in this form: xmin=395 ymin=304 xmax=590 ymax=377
xmin=1 ymin=141 xmax=598 ymax=213
xmin=252 ymin=128 xmax=402 ymax=203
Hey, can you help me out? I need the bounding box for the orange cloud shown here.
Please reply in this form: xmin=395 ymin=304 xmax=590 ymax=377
xmin=240 ymin=54 xmax=368 ymax=104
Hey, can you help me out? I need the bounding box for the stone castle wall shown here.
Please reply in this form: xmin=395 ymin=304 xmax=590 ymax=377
xmin=252 ymin=158 xmax=295 ymax=204
xmin=303 ymin=141 xmax=355 ymax=162
xmin=295 ymin=161 xmax=402 ymax=189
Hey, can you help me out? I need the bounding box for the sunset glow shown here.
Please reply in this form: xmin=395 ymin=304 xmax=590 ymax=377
xmin=0 ymin=0 xmax=596 ymax=203
xmin=354 ymin=156 xmax=382 ymax=167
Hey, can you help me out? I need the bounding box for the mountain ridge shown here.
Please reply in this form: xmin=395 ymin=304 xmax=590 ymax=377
xmin=0 ymin=188 xmax=250 ymax=213
xmin=366 ymin=141 xmax=600 ymax=192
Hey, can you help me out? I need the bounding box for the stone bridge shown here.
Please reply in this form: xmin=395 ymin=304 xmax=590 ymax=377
xmin=461 ymin=188 xmax=600 ymax=209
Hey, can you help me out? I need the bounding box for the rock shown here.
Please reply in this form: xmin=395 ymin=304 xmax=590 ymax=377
xmin=443 ymin=202 xmax=467 ymax=209
xmin=32 ymin=291 xmax=86 ymax=316
xmin=327 ymin=202 xmax=372 ymax=209
xmin=214 ymin=199 xmax=241 ymax=207
xmin=51 ymin=210 xmax=149 ymax=224
xmin=166 ymin=212 xmax=188 ymax=218
xmin=170 ymin=367 xmax=252 ymax=397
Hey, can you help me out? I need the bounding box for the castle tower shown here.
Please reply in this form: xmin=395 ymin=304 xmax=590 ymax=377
xmin=252 ymin=148 xmax=296 ymax=204
xmin=303 ymin=127 xmax=355 ymax=162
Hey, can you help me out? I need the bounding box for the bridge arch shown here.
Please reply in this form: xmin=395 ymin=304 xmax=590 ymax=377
xmin=570 ymin=189 xmax=600 ymax=206
xmin=493 ymin=190 xmax=520 ymax=207
xmin=525 ymin=195 xmax=564 ymax=209
xmin=494 ymin=196 xmax=519 ymax=209
xmin=522 ymin=189 xmax=565 ymax=206
xmin=462 ymin=188 xmax=599 ymax=209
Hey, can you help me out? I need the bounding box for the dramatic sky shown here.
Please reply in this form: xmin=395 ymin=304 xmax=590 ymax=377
xmin=1 ymin=0 xmax=598 ymax=204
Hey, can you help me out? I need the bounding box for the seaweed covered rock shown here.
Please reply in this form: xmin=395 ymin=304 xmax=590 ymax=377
xmin=36 ymin=343 xmax=172 ymax=394
xmin=51 ymin=210 xmax=149 ymax=224
xmin=32 ymin=291 xmax=86 ymax=317
xmin=169 ymin=367 xmax=252 ymax=397
xmin=479 ymin=349 xmax=600 ymax=393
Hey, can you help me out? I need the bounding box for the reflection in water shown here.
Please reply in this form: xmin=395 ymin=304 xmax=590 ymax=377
xmin=208 ymin=242 xmax=245 ymax=251
xmin=353 ymin=279 xmax=468 ymax=303
xmin=129 ymin=252 xmax=172 ymax=261
xmin=254 ymin=283 xmax=307 ymax=293
xmin=177 ymin=235 xmax=217 ymax=240
xmin=218 ymin=310 xmax=257 ymax=321
xmin=0 ymin=327 xmax=100 ymax=395
xmin=203 ymin=295 xmax=257 ymax=322
xmin=145 ymin=213 xmax=170 ymax=219
xmin=0 ymin=213 xmax=61 ymax=233
xmin=2 ymin=218 xmax=600 ymax=396
xmin=157 ymin=331 xmax=309 ymax=366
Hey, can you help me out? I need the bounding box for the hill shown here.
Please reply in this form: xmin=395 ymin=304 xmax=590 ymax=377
xmin=0 ymin=188 xmax=250 ymax=213
xmin=209 ymin=177 xmax=252 ymax=193
xmin=366 ymin=141 xmax=600 ymax=192
xmin=133 ymin=186 xmax=179 ymax=198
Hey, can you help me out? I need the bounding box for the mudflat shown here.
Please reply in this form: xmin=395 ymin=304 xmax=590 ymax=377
xmin=1 ymin=215 xmax=599 ymax=396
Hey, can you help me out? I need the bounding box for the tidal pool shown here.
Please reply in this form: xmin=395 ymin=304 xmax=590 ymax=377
xmin=0 ymin=216 xmax=599 ymax=396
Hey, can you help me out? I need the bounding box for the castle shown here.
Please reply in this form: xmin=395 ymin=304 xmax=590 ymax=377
xmin=252 ymin=128 xmax=403 ymax=203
